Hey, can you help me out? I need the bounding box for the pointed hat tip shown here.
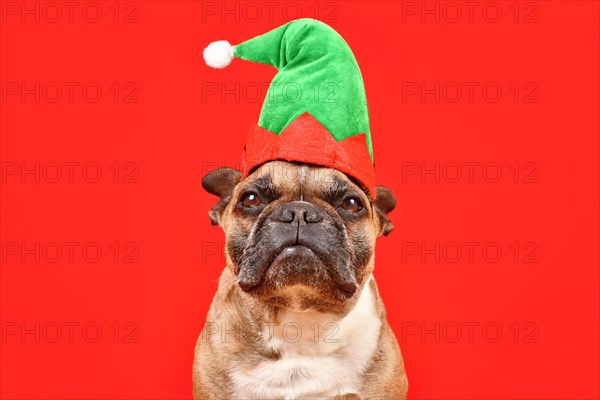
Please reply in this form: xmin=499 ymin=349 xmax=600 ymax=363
xmin=203 ymin=40 xmax=234 ymax=69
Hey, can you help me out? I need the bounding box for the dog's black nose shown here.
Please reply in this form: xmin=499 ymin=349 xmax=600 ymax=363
xmin=275 ymin=201 xmax=323 ymax=223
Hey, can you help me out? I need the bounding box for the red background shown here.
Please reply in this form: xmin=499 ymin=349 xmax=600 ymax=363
xmin=1 ymin=1 xmax=599 ymax=399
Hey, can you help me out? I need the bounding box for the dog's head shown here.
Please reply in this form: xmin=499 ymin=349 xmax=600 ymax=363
xmin=202 ymin=161 xmax=395 ymax=311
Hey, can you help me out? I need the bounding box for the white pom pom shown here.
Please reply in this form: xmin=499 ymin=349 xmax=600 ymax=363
xmin=203 ymin=40 xmax=234 ymax=69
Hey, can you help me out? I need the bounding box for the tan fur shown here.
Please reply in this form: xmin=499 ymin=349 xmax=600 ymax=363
xmin=193 ymin=162 xmax=407 ymax=399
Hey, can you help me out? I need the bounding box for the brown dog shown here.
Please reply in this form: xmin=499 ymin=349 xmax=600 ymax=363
xmin=193 ymin=161 xmax=407 ymax=399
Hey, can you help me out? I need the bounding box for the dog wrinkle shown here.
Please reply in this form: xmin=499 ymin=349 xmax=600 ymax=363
xmin=299 ymin=164 xmax=307 ymax=202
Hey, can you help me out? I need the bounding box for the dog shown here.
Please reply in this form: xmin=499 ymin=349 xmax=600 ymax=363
xmin=193 ymin=160 xmax=408 ymax=399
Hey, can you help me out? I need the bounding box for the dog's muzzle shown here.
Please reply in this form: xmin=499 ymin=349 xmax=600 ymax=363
xmin=236 ymin=201 xmax=358 ymax=297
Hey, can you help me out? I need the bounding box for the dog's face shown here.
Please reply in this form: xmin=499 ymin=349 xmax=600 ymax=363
xmin=203 ymin=161 xmax=395 ymax=312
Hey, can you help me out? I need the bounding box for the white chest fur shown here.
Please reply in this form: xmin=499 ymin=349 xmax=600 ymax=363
xmin=231 ymin=276 xmax=381 ymax=399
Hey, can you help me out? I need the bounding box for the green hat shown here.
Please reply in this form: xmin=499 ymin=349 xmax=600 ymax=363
xmin=204 ymin=18 xmax=376 ymax=197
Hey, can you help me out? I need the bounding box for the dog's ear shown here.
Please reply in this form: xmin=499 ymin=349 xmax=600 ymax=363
xmin=202 ymin=168 xmax=241 ymax=226
xmin=373 ymin=186 xmax=396 ymax=236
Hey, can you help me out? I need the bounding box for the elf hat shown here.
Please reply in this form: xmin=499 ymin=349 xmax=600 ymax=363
xmin=203 ymin=18 xmax=376 ymax=198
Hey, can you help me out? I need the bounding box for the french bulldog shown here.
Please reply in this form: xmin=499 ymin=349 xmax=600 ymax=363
xmin=193 ymin=160 xmax=408 ymax=400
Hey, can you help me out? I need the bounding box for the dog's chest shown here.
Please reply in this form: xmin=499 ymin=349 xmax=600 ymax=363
xmin=231 ymin=279 xmax=381 ymax=399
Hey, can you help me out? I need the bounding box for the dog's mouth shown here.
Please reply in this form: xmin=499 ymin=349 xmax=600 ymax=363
xmin=237 ymin=242 xmax=358 ymax=301
xmin=271 ymin=245 xmax=356 ymax=293
xmin=272 ymin=244 xmax=315 ymax=264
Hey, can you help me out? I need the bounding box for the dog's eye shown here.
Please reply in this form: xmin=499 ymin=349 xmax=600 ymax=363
xmin=341 ymin=197 xmax=363 ymax=212
xmin=240 ymin=192 xmax=262 ymax=207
